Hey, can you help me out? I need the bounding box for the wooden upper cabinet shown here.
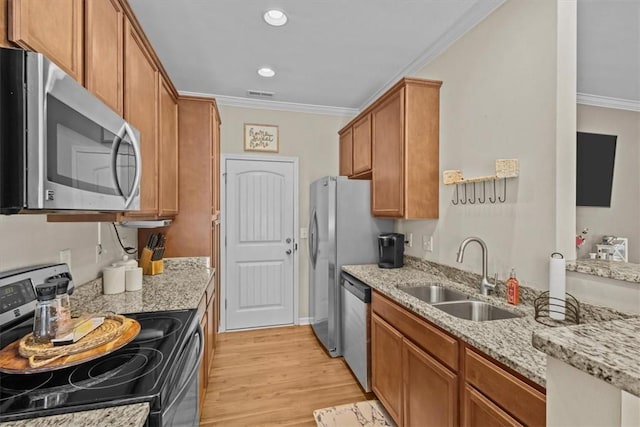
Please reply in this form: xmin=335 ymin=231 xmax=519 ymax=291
xmin=372 ymin=78 xmax=442 ymax=219
xmin=352 ymin=113 xmax=372 ymax=175
xmin=85 ymin=0 xmax=123 ymax=115
xmin=158 ymin=76 xmax=178 ymax=217
xmin=339 ymin=127 xmax=353 ymax=177
xmin=1 ymin=0 xmax=13 ymax=47
xmin=124 ymin=17 xmax=158 ymax=216
xmin=372 ymin=88 xmax=405 ymax=217
xmin=10 ymin=0 xmax=84 ymax=83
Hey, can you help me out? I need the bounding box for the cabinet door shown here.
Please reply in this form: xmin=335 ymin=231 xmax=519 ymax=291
xmin=463 ymin=385 xmax=523 ymax=427
xmin=124 ymin=18 xmax=158 ymax=216
xmin=207 ymin=296 xmax=215 ymax=373
xmin=403 ymin=339 xmax=458 ymax=427
xmin=371 ymin=313 xmax=403 ymax=426
xmin=339 ymin=128 xmax=353 ymax=177
xmin=85 ymin=0 xmax=123 ymax=115
xmin=352 ymin=114 xmax=372 ymax=175
xmin=10 ymin=0 xmax=84 ymax=83
xmin=372 ymin=88 xmax=404 ymax=217
xmin=158 ymin=77 xmax=178 ymax=216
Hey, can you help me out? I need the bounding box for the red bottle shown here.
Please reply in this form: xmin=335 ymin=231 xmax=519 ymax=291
xmin=506 ymin=268 xmax=520 ymax=305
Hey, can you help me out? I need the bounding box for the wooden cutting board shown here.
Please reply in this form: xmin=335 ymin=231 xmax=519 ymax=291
xmin=0 ymin=318 xmax=140 ymax=374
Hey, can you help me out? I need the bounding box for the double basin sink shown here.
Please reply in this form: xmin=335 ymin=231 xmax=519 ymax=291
xmin=398 ymin=284 xmax=523 ymax=321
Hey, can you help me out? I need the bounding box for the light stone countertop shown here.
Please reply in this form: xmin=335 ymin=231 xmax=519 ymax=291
xmin=0 ymin=403 xmax=149 ymax=427
xmin=5 ymin=257 xmax=213 ymax=427
xmin=70 ymin=257 xmax=214 ymax=315
xmin=343 ymin=259 xmax=633 ymax=389
xmin=532 ymin=317 xmax=640 ymax=397
xmin=567 ymin=259 xmax=640 ymax=284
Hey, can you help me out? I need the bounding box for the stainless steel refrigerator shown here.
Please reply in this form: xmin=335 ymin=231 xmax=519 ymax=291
xmin=309 ymin=176 xmax=393 ymax=357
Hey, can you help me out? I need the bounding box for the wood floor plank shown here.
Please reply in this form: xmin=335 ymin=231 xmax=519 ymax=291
xmin=200 ymin=325 xmax=373 ymax=426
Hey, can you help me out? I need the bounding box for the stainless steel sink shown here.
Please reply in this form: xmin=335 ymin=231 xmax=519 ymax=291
xmin=432 ymin=301 xmax=523 ymax=321
xmin=398 ymin=284 xmax=473 ymax=304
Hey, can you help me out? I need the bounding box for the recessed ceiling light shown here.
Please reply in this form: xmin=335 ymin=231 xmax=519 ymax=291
xmin=263 ymin=9 xmax=288 ymax=27
xmin=257 ymin=67 xmax=276 ymax=78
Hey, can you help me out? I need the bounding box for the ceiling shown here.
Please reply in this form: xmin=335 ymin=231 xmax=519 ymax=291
xmin=129 ymin=1 xmax=640 ymax=114
xmin=577 ymin=1 xmax=640 ymax=106
xmin=128 ymin=0 xmax=503 ymax=113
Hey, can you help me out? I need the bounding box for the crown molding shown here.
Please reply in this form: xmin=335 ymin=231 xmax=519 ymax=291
xmin=357 ymin=0 xmax=506 ymax=110
xmin=178 ymin=91 xmax=358 ymax=117
xmin=577 ymin=93 xmax=640 ymax=112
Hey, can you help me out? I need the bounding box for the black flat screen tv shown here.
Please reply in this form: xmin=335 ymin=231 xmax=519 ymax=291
xmin=576 ymin=132 xmax=617 ymax=207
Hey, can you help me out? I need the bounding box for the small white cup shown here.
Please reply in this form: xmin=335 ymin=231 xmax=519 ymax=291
xmin=589 ymin=253 xmax=597 ymax=259
xmin=125 ymin=267 xmax=143 ymax=292
xmin=103 ymin=264 xmax=125 ymax=294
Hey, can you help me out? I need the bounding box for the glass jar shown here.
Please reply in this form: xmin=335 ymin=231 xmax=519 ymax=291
xmin=33 ymin=283 xmax=60 ymax=344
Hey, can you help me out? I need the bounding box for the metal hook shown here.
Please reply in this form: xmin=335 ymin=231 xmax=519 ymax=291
xmin=468 ymin=182 xmax=476 ymax=204
xmin=478 ymin=181 xmax=486 ymax=203
xmin=452 ymin=184 xmax=459 ymax=205
xmin=460 ymin=183 xmax=468 ymax=204
xmin=498 ymin=177 xmax=506 ymax=203
xmin=488 ymin=179 xmax=497 ymax=203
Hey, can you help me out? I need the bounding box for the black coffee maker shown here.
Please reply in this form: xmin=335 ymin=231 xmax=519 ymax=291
xmin=378 ymin=233 xmax=404 ymax=268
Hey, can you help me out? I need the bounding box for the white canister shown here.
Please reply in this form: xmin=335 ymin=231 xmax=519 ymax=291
xmin=103 ymin=264 xmax=126 ymax=294
xmin=125 ymin=267 xmax=143 ymax=292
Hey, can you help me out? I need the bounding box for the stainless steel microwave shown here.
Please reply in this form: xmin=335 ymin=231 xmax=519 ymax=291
xmin=0 ymin=47 xmax=141 ymax=214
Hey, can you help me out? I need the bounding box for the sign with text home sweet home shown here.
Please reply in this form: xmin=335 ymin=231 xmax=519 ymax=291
xmin=244 ymin=123 xmax=279 ymax=152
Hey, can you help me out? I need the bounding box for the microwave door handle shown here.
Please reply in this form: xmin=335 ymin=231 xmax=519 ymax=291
xmin=122 ymin=122 xmax=142 ymax=209
xmin=111 ymin=123 xmax=142 ymax=209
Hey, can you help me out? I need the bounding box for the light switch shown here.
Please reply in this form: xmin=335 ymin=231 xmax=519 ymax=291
xmin=300 ymin=227 xmax=308 ymax=239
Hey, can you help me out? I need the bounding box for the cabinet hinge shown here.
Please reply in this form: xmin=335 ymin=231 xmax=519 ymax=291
xmin=223 ymin=173 xmax=227 ymax=184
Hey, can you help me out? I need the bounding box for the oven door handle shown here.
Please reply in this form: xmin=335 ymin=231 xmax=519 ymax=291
xmin=110 ymin=122 xmax=142 ymax=209
xmin=163 ymin=323 xmax=204 ymax=415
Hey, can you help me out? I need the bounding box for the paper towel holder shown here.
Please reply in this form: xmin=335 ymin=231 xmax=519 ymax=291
xmin=534 ymin=291 xmax=581 ymax=326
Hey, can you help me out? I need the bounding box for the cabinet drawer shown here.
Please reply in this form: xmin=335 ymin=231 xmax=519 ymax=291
xmin=372 ymin=291 xmax=458 ymax=371
xmin=465 ymin=348 xmax=545 ymax=427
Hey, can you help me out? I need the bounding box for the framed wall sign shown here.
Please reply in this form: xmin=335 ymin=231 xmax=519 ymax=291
xmin=244 ymin=123 xmax=279 ymax=152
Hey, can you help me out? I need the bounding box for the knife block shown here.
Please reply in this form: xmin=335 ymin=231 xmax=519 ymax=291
xmin=139 ymin=248 xmax=164 ymax=275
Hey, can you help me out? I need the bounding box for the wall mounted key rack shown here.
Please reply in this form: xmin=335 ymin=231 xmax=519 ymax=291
xmin=443 ymin=159 xmax=519 ymax=205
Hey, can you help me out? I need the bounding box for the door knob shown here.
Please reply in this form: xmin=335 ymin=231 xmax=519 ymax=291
xmin=286 ymin=238 xmax=292 ymax=243
xmin=286 ymin=249 xmax=292 ymax=255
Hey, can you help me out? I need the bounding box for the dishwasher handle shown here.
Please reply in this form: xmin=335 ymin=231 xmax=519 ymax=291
xmin=341 ymin=273 xmax=371 ymax=303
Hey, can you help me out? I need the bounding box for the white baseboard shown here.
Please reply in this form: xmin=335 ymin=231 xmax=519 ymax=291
xmin=298 ymin=317 xmax=312 ymax=325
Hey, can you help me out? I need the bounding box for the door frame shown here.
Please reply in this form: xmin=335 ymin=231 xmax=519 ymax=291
xmin=220 ymin=154 xmax=300 ymax=332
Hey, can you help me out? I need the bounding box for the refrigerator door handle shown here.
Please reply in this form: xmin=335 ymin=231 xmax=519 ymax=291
xmin=308 ymin=209 xmax=315 ymax=266
xmin=312 ymin=210 xmax=319 ymax=267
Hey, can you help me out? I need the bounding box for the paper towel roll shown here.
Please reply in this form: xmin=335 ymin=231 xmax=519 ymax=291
xmin=549 ymin=252 xmax=566 ymax=320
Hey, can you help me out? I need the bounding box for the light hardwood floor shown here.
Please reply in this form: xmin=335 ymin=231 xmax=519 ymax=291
xmin=200 ymin=325 xmax=373 ymax=426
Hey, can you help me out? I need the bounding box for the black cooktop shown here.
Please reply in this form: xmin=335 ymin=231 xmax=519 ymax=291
xmin=0 ymin=309 xmax=197 ymax=422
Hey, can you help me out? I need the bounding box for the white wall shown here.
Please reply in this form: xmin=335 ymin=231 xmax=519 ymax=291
xmin=398 ymin=0 xmax=567 ymax=290
xmin=575 ymin=105 xmax=640 ymax=262
xmin=0 ymin=215 xmax=137 ymax=285
xmin=218 ymin=105 xmax=349 ymax=319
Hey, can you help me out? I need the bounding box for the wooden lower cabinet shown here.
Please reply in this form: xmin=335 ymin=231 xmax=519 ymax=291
xmin=463 ymin=384 xmax=523 ymax=427
xmin=198 ymin=306 xmax=208 ymax=413
xmin=371 ymin=313 xmax=404 ymax=425
xmin=403 ymin=339 xmax=458 ymax=427
xmin=371 ymin=291 xmax=546 ymax=427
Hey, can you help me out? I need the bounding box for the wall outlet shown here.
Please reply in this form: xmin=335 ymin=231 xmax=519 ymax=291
xmin=405 ymin=233 xmax=413 ymax=248
xmin=59 ymin=249 xmax=72 ymax=269
xmin=95 ymin=244 xmax=103 ymax=263
xmin=423 ymin=235 xmax=433 ymax=252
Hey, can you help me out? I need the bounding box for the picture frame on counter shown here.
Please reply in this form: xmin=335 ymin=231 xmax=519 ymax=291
xmin=244 ymin=123 xmax=279 ymax=153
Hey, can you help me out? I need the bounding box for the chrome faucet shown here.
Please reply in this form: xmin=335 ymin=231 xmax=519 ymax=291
xmin=456 ymin=237 xmax=496 ymax=296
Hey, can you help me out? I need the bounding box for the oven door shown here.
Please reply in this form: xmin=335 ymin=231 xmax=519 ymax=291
xmin=25 ymin=52 xmax=141 ymax=212
xmin=154 ymin=323 xmax=203 ymax=427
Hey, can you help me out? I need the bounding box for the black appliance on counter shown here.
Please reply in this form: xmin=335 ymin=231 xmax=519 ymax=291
xmin=0 ymin=264 xmax=203 ymax=426
xmin=378 ymin=233 xmax=404 ymax=268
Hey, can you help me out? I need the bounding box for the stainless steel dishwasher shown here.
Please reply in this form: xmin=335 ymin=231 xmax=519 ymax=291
xmin=341 ymin=272 xmax=371 ymax=392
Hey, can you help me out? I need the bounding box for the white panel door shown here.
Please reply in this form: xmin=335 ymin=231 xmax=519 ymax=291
xmin=225 ymin=159 xmax=295 ymax=329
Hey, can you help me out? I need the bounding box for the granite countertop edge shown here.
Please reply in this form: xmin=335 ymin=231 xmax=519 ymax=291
xmin=0 ymin=403 xmax=150 ymax=427
xmin=566 ymin=259 xmax=640 ymax=285
xmin=343 ymin=263 xmax=638 ymax=392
